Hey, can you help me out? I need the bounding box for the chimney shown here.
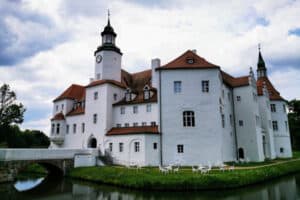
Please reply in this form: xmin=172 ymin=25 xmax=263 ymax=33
xmin=151 ymin=58 xmax=160 ymax=88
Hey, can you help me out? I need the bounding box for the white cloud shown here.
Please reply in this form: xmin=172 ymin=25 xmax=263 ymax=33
xmin=0 ymin=0 xmax=299 ymax=135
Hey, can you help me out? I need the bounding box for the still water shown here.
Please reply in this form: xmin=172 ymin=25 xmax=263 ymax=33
xmin=1 ymin=173 xmax=300 ymax=200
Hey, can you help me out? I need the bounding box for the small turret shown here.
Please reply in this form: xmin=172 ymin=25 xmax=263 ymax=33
xmin=257 ymin=44 xmax=267 ymax=78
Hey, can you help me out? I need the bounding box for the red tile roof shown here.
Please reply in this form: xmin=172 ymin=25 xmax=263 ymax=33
xmin=221 ymin=71 xmax=250 ymax=88
xmin=67 ymin=106 xmax=85 ymax=116
xmin=86 ymin=79 xmax=126 ymax=89
xmin=106 ymin=126 xmax=159 ymax=136
xmin=257 ymin=77 xmax=285 ymax=101
xmin=51 ymin=112 xmax=65 ymax=121
xmin=53 ymin=84 xmax=85 ymax=102
xmin=156 ymin=50 xmax=219 ymax=70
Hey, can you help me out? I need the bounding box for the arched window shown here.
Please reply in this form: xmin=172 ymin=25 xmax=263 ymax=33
xmin=238 ymin=148 xmax=244 ymax=159
xmin=183 ymin=111 xmax=195 ymax=127
xmin=143 ymin=85 xmax=150 ymax=100
xmin=125 ymin=88 xmax=131 ymax=101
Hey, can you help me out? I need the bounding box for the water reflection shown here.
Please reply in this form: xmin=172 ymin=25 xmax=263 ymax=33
xmin=14 ymin=177 xmax=45 ymax=192
xmin=2 ymin=173 xmax=300 ymax=200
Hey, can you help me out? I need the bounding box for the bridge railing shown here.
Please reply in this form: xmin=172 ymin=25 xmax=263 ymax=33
xmin=0 ymin=149 xmax=99 ymax=161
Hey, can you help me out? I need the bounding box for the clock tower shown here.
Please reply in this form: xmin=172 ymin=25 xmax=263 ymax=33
xmin=94 ymin=13 xmax=122 ymax=82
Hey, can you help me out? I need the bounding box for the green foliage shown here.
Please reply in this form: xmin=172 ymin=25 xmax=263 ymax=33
xmin=0 ymin=84 xmax=25 ymax=127
xmin=288 ymin=99 xmax=300 ymax=150
xmin=0 ymin=125 xmax=50 ymax=148
xmin=20 ymin=163 xmax=48 ymax=175
xmin=69 ymin=159 xmax=300 ymax=191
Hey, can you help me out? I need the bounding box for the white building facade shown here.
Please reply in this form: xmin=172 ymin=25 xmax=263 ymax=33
xmin=49 ymin=19 xmax=292 ymax=166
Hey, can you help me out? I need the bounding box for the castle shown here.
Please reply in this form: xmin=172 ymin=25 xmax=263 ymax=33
xmin=49 ymin=17 xmax=292 ymax=166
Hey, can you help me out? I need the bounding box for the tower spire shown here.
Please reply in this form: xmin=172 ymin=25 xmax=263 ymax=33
xmin=257 ymin=43 xmax=267 ymax=78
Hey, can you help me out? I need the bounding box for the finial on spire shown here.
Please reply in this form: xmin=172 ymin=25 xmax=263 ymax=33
xmin=107 ymin=9 xmax=111 ymax=25
xmin=258 ymin=43 xmax=261 ymax=52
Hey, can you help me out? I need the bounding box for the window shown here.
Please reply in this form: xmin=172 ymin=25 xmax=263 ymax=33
xmin=153 ymin=142 xmax=157 ymax=149
xmin=142 ymin=122 xmax=147 ymax=126
xmin=125 ymin=123 xmax=129 ymax=127
xmin=271 ymin=104 xmax=276 ymax=112
xmin=177 ymin=145 xmax=184 ymax=153
xmin=253 ymin=93 xmax=257 ymax=101
xmin=81 ymin=123 xmax=85 ymax=133
xmin=239 ymin=120 xmax=244 ymax=126
xmin=66 ymin=124 xmax=69 ymax=134
xmin=56 ymin=124 xmax=60 ymax=134
xmin=134 ymin=142 xmax=140 ymax=152
xmin=93 ymin=114 xmax=97 ymax=124
xmin=230 ymin=114 xmax=233 ymax=126
xmin=174 ymin=81 xmax=182 ymax=93
xmin=283 ymin=104 xmax=286 ymax=113
xmin=133 ymin=106 xmax=138 ymax=114
xmin=113 ymin=93 xmax=117 ymax=101
xmin=272 ymin=121 xmax=278 ymax=131
xmin=228 ymin=92 xmax=231 ymax=101
xmin=146 ymin=104 xmax=151 ymax=112
xmin=285 ymin=121 xmax=288 ymax=132
xmin=133 ymin=122 xmax=138 ymax=127
xmin=221 ymin=114 xmax=225 ymax=128
xmin=51 ymin=124 xmax=55 ymax=134
xmin=119 ymin=143 xmax=123 ymax=152
xmin=116 ymin=123 xmax=121 ymax=128
xmin=256 ymin=116 xmax=260 ymax=127
xmin=144 ymin=90 xmax=150 ymax=100
xmin=61 ymin=104 xmax=64 ymax=110
xmin=151 ymin=121 xmax=156 ymax=126
xmin=183 ymin=111 xmax=195 ymax=127
xmin=125 ymin=89 xmax=131 ymax=101
xmin=202 ymin=80 xmax=209 ymax=92
xmin=94 ymin=92 xmax=98 ymax=100
xmin=73 ymin=124 xmax=76 ymax=134
xmin=280 ymin=147 xmax=284 ymax=153
xmin=56 ymin=105 xmax=58 ymax=111
xmin=237 ymin=96 xmax=241 ymax=101
xmin=120 ymin=107 xmax=125 ymax=114
xmin=96 ymin=73 xmax=101 ymax=80
xmin=186 ymin=58 xmax=195 ymax=64
xmin=109 ymin=142 xmax=113 ymax=152
xmin=222 ymin=90 xmax=225 ymax=98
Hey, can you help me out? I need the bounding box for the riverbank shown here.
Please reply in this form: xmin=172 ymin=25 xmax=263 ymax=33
xmin=68 ymin=158 xmax=300 ymax=191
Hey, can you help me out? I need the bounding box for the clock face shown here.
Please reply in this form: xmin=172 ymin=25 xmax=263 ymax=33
xmin=96 ymin=55 xmax=102 ymax=63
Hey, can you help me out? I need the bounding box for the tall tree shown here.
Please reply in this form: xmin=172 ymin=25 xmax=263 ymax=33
xmin=0 ymin=84 xmax=25 ymax=127
xmin=288 ymin=99 xmax=300 ymax=150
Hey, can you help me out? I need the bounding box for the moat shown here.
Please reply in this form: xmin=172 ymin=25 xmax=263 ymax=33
xmin=1 ymin=173 xmax=300 ymax=200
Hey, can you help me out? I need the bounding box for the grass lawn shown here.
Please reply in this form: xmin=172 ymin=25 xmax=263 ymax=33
xmin=68 ymin=157 xmax=300 ymax=191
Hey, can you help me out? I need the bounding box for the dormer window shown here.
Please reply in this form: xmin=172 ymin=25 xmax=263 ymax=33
xmin=125 ymin=88 xmax=132 ymax=102
xmin=143 ymin=85 xmax=150 ymax=100
xmin=186 ymin=57 xmax=195 ymax=64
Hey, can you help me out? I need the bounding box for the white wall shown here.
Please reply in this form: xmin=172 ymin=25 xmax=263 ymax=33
xmin=271 ymin=100 xmax=292 ymax=158
xmin=160 ymin=69 xmax=224 ymax=166
xmin=233 ymin=84 xmax=264 ymax=161
xmin=113 ymin=103 xmax=158 ymax=127
xmin=103 ymin=134 xmax=159 ymax=166
xmin=95 ymin=51 xmax=121 ymax=82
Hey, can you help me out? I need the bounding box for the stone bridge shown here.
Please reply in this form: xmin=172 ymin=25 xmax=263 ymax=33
xmin=0 ymin=149 xmax=99 ymax=183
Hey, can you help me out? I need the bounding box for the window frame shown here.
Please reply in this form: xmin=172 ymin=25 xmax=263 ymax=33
xmin=201 ymin=80 xmax=209 ymax=93
xmin=183 ymin=111 xmax=195 ymax=127
xmin=134 ymin=142 xmax=140 ymax=152
xmin=177 ymin=144 xmax=184 ymax=153
xmin=173 ymin=81 xmax=182 ymax=94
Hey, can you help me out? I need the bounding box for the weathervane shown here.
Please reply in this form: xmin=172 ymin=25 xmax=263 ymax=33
xmin=258 ymin=43 xmax=261 ymax=51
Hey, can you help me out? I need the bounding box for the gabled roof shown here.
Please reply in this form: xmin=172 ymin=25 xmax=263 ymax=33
xmin=156 ymin=50 xmax=219 ymax=70
xmin=106 ymin=126 xmax=159 ymax=136
xmin=257 ymin=77 xmax=285 ymax=101
xmin=51 ymin=112 xmax=65 ymax=121
xmin=53 ymin=84 xmax=85 ymax=102
xmin=86 ymin=79 xmax=126 ymax=89
xmin=221 ymin=71 xmax=250 ymax=88
xmin=67 ymin=106 xmax=85 ymax=116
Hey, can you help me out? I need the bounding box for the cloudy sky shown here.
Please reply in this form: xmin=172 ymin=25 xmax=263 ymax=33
xmin=0 ymin=0 xmax=299 ymax=135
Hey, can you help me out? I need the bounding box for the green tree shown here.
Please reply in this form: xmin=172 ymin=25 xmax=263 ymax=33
xmin=0 ymin=84 xmax=25 ymax=127
xmin=288 ymin=99 xmax=300 ymax=150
